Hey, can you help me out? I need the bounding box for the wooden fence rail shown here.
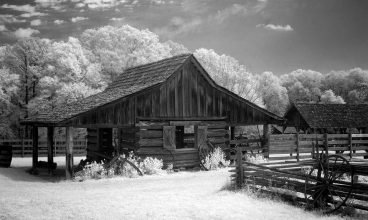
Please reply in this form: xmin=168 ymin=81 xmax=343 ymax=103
xmin=231 ymin=133 xmax=368 ymax=212
xmin=0 ymin=139 xmax=87 ymax=157
xmin=269 ymin=133 xmax=368 ymax=161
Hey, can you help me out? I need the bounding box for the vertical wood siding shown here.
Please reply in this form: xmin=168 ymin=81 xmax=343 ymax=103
xmin=69 ymin=58 xmax=278 ymax=127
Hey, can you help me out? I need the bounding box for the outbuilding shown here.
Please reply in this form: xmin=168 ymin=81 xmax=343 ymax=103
xmin=284 ymin=103 xmax=368 ymax=133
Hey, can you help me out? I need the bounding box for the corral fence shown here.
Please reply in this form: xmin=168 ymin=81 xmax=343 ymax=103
xmin=230 ymin=133 xmax=368 ymax=212
xmin=0 ymin=139 xmax=87 ymax=157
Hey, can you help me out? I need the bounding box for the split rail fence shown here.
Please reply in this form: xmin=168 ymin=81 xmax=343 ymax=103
xmin=230 ymin=133 xmax=368 ymax=212
xmin=0 ymin=139 xmax=87 ymax=157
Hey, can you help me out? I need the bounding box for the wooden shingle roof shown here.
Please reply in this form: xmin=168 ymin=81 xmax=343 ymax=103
xmin=288 ymin=103 xmax=368 ymax=129
xmin=23 ymin=54 xmax=191 ymax=125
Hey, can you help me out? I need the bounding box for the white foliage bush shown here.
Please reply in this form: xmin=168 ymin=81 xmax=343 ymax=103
xmin=141 ymin=157 xmax=164 ymax=175
xmin=244 ymin=153 xmax=267 ymax=164
xmin=202 ymin=147 xmax=230 ymax=170
xmin=74 ymin=152 xmax=164 ymax=181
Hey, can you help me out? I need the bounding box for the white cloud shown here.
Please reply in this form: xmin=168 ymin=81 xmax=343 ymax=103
xmin=254 ymin=0 xmax=268 ymax=13
xmin=14 ymin=28 xmax=40 ymax=38
xmin=155 ymin=16 xmax=202 ymax=37
xmin=256 ymin=24 xmax=294 ymax=32
xmin=30 ymin=19 xmax=42 ymax=26
xmin=71 ymin=17 xmax=88 ymax=22
xmin=76 ymin=3 xmax=85 ymax=8
xmin=20 ymin=12 xmax=47 ymax=18
xmin=0 ymin=14 xmax=27 ymax=23
xmin=211 ymin=4 xmax=248 ymax=23
xmin=1 ymin=4 xmax=47 ymax=17
xmin=110 ymin=17 xmax=124 ymax=21
xmin=72 ymin=0 xmax=125 ymax=9
xmin=1 ymin=4 xmax=35 ymax=13
xmin=0 ymin=25 xmax=8 ymax=32
xmin=54 ymin=19 xmax=65 ymax=25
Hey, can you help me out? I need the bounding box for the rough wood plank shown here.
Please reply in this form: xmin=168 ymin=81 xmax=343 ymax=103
xmin=65 ymin=127 xmax=74 ymax=180
xmin=163 ymin=126 xmax=176 ymax=150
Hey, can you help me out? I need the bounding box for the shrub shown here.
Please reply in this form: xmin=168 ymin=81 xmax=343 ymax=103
xmin=141 ymin=157 xmax=164 ymax=175
xmin=74 ymin=161 xmax=111 ymax=181
xmin=74 ymin=152 xmax=165 ymax=181
xmin=243 ymin=153 xmax=267 ymax=164
xmin=202 ymin=147 xmax=230 ymax=170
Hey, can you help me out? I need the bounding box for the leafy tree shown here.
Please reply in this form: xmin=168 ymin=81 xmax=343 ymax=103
xmin=258 ymin=72 xmax=289 ymax=116
xmin=0 ymin=67 xmax=19 ymax=138
xmin=320 ymin=90 xmax=345 ymax=104
xmin=29 ymin=37 xmax=105 ymax=115
xmin=80 ymin=25 xmax=173 ymax=83
xmin=281 ymin=69 xmax=323 ymax=102
xmin=194 ymin=48 xmax=262 ymax=105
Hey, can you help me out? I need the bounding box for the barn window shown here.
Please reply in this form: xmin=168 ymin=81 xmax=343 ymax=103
xmin=175 ymin=125 xmax=195 ymax=149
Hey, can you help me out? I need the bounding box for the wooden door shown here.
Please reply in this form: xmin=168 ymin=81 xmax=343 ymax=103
xmin=163 ymin=126 xmax=176 ymax=150
xmin=195 ymin=126 xmax=207 ymax=149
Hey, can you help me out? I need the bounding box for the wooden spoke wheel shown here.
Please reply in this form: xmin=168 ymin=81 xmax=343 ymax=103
xmin=305 ymin=155 xmax=353 ymax=214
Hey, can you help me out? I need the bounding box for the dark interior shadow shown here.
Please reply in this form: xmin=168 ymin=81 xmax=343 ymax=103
xmin=0 ymin=165 xmax=68 ymax=183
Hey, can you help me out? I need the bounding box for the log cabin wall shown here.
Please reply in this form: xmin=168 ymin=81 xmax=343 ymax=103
xmin=135 ymin=121 xmax=229 ymax=168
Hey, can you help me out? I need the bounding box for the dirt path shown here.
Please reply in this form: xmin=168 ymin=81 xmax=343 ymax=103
xmin=0 ymin=157 xmax=343 ymax=220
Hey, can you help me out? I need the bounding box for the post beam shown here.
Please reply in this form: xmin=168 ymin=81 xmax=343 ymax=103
xmin=263 ymin=124 xmax=270 ymax=158
xmin=65 ymin=127 xmax=74 ymax=179
xmin=32 ymin=125 xmax=38 ymax=173
xmin=47 ymin=127 xmax=54 ymax=174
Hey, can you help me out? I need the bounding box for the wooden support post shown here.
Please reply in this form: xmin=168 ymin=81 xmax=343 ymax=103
xmin=65 ymin=127 xmax=74 ymax=180
xmin=21 ymin=128 xmax=25 ymax=158
xmin=236 ymin=148 xmax=243 ymax=188
xmin=230 ymin=126 xmax=235 ymax=147
xmin=32 ymin=126 xmax=38 ymax=172
xmin=47 ymin=127 xmax=54 ymax=174
xmin=349 ymin=130 xmax=353 ymax=159
xmin=296 ymin=131 xmax=300 ymax=162
xmin=324 ymin=133 xmax=329 ymax=157
xmin=263 ymin=124 xmax=270 ymax=158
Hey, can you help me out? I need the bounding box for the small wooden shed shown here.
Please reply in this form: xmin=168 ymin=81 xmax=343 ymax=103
xmin=22 ymin=54 xmax=283 ymax=178
xmin=284 ymin=103 xmax=368 ymax=133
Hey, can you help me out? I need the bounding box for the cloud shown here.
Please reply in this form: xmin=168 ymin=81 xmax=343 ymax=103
xmin=76 ymin=3 xmax=85 ymax=8
xmin=54 ymin=19 xmax=65 ymax=25
xmin=1 ymin=4 xmax=35 ymax=13
xmin=211 ymin=4 xmax=248 ymax=23
xmin=254 ymin=0 xmax=268 ymax=13
xmin=14 ymin=28 xmax=40 ymax=38
xmin=1 ymin=4 xmax=47 ymax=17
xmin=155 ymin=16 xmax=203 ymax=37
xmin=0 ymin=25 xmax=8 ymax=32
xmin=110 ymin=17 xmax=124 ymax=21
xmin=30 ymin=19 xmax=42 ymax=26
xmin=71 ymin=17 xmax=88 ymax=22
xmin=0 ymin=15 xmax=27 ymax=24
xmin=256 ymin=24 xmax=293 ymax=32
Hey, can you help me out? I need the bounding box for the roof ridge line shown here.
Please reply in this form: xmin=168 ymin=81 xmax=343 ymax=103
xmin=124 ymin=53 xmax=192 ymax=71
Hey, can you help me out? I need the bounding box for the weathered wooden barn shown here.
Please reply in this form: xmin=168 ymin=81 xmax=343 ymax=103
xmin=284 ymin=103 xmax=368 ymax=133
xmin=22 ymin=54 xmax=283 ymax=178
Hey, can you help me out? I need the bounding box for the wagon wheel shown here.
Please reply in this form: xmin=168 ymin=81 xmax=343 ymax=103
xmin=305 ymin=155 xmax=353 ymax=214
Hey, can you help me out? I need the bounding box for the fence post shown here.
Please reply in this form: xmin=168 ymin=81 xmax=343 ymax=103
xmin=21 ymin=136 xmax=24 ymax=158
xmin=236 ymin=147 xmax=243 ymax=188
xmin=263 ymin=124 xmax=270 ymax=159
xmin=349 ymin=130 xmax=353 ymax=159
xmin=296 ymin=131 xmax=300 ymax=161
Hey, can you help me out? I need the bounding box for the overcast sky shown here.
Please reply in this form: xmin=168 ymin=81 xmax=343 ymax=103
xmin=1 ymin=0 xmax=367 ymax=75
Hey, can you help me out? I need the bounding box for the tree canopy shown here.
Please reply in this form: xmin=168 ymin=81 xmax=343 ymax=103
xmin=0 ymin=24 xmax=367 ymax=138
